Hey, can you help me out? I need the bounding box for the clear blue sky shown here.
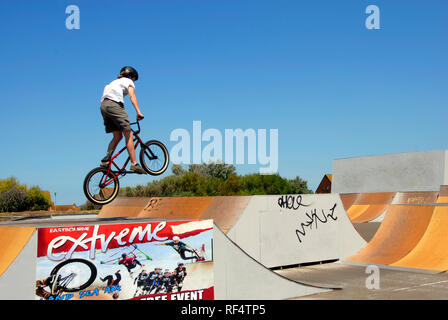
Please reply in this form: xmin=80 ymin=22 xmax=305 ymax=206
xmin=0 ymin=0 xmax=447 ymax=206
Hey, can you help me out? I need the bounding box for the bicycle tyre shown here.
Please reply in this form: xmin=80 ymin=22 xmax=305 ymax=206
xmin=50 ymin=258 xmax=97 ymax=293
xmin=83 ymin=167 xmax=120 ymax=205
xmin=139 ymin=140 xmax=169 ymax=175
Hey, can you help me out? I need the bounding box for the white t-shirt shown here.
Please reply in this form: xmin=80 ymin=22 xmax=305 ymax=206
xmin=101 ymin=78 xmax=135 ymax=104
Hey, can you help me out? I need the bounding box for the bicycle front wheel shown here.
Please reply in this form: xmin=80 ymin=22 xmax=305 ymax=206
xmin=140 ymin=140 xmax=169 ymax=175
xmin=83 ymin=167 xmax=120 ymax=205
xmin=50 ymin=258 xmax=97 ymax=293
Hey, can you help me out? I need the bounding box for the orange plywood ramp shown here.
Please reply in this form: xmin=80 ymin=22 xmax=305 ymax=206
xmin=99 ymin=197 xmax=151 ymax=218
xmin=345 ymin=205 xmax=434 ymax=265
xmin=348 ymin=192 xmax=396 ymax=223
xmin=339 ymin=194 xmax=359 ymax=211
xmin=346 ymin=205 xmax=369 ymax=220
xmin=351 ymin=205 xmax=388 ymax=223
xmin=391 ymin=206 xmax=448 ymax=271
xmin=395 ymin=192 xmax=438 ymax=204
xmin=0 ymin=227 xmax=35 ymax=276
xmin=201 ymin=196 xmax=251 ymax=233
xmin=437 ymin=186 xmax=448 ymax=203
xmin=98 ymin=196 xmax=252 ymax=234
xmin=137 ymin=197 xmax=213 ymax=220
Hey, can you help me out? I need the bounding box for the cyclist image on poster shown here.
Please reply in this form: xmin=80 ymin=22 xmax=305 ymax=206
xmin=100 ymin=270 xmax=122 ymax=288
xmin=160 ymin=236 xmax=205 ymax=261
xmin=118 ymin=252 xmax=143 ymax=275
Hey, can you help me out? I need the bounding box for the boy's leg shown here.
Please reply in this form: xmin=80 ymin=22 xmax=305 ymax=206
xmin=101 ymin=131 xmax=122 ymax=166
xmin=122 ymin=130 xmax=146 ymax=174
xmin=179 ymin=249 xmax=196 ymax=260
xmin=123 ymin=129 xmax=137 ymax=164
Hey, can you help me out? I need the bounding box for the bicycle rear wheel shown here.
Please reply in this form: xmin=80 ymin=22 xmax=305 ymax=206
xmin=83 ymin=167 xmax=120 ymax=205
xmin=139 ymin=140 xmax=169 ymax=175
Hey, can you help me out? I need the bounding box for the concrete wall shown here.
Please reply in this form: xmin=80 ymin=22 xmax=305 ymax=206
xmin=213 ymin=226 xmax=329 ymax=299
xmin=332 ymin=150 xmax=448 ymax=194
xmin=227 ymin=194 xmax=366 ymax=268
xmin=0 ymin=231 xmax=37 ymax=300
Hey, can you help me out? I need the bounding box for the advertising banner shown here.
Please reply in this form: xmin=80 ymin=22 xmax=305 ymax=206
xmin=35 ymin=220 xmax=214 ymax=300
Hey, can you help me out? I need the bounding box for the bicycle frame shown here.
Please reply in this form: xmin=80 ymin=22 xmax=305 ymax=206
xmin=99 ymin=121 xmax=158 ymax=188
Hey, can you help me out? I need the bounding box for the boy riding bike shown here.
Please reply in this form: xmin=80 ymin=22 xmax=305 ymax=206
xmin=100 ymin=66 xmax=146 ymax=174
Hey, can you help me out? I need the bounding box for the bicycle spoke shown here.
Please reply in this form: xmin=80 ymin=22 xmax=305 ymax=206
xmin=141 ymin=143 xmax=167 ymax=173
xmin=55 ymin=262 xmax=92 ymax=290
xmin=84 ymin=167 xmax=119 ymax=205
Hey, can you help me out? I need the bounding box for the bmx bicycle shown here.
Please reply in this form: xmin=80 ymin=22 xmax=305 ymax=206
xmin=36 ymin=258 xmax=98 ymax=299
xmin=83 ymin=120 xmax=169 ymax=205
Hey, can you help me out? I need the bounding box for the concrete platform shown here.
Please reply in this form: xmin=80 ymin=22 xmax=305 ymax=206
xmin=276 ymin=263 xmax=448 ymax=300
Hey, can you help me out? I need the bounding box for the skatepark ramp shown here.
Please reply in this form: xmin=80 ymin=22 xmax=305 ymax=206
xmin=393 ymin=192 xmax=439 ymax=204
xmin=389 ymin=205 xmax=448 ymax=271
xmin=0 ymin=220 xmax=332 ymax=300
xmin=99 ymin=194 xmax=367 ymax=269
xmin=343 ymin=192 xmax=396 ymax=223
xmin=437 ymin=186 xmax=448 ymax=203
xmin=345 ymin=204 xmax=448 ymax=272
xmin=0 ymin=227 xmax=35 ymax=277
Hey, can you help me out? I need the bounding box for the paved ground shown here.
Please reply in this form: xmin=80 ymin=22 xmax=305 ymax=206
xmin=276 ymin=262 xmax=448 ymax=299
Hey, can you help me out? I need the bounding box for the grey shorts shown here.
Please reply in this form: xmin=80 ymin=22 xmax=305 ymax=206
xmin=100 ymin=99 xmax=131 ymax=133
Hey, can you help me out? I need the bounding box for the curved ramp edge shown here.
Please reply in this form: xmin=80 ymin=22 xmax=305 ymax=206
xmin=0 ymin=227 xmax=36 ymax=277
xmin=0 ymin=228 xmax=37 ymax=300
xmin=213 ymin=225 xmax=335 ymax=300
xmin=391 ymin=206 xmax=448 ymax=271
xmin=345 ymin=205 xmax=435 ymax=265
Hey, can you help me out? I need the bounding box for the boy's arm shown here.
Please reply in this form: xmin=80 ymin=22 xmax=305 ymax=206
xmin=164 ymin=241 xmax=174 ymax=247
xmin=128 ymin=86 xmax=144 ymax=120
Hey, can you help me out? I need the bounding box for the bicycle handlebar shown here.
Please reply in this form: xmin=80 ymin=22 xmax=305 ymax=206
xmin=130 ymin=120 xmax=141 ymax=134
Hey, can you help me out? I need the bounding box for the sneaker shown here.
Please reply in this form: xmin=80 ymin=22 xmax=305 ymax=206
xmin=131 ymin=164 xmax=146 ymax=174
xmin=100 ymin=155 xmax=111 ymax=167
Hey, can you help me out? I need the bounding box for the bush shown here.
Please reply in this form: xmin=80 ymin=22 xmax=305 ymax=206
xmin=0 ymin=187 xmax=29 ymax=212
xmin=0 ymin=177 xmax=51 ymax=213
xmin=123 ymin=163 xmax=313 ymax=198
xmin=78 ymin=201 xmax=102 ymax=211
xmin=27 ymin=187 xmax=52 ymax=211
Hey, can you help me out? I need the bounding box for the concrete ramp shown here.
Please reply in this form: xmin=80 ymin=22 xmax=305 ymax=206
xmin=0 ymin=227 xmax=37 ymax=300
xmin=226 ymin=194 xmax=366 ymax=268
xmin=345 ymin=205 xmax=435 ymax=265
xmin=99 ymin=195 xmax=366 ymax=268
xmin=213 ymin=226 xmax=331 ymax=299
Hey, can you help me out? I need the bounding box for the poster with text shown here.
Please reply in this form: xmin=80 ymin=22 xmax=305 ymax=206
xmin=35 ymin=220 xmax=214 ymax=300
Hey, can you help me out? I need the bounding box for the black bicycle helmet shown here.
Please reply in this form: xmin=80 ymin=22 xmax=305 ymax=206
xmin=120 ymin=66 xmax=139 ymax=80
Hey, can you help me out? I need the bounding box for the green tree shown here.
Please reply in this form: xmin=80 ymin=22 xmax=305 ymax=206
xmin=288 ymin=176 xmax=313 ymax=194
xmin=120 ymin=163 xmax=313 ymax=198
xmin=0 ymin=177 xmax=51 ymax=212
